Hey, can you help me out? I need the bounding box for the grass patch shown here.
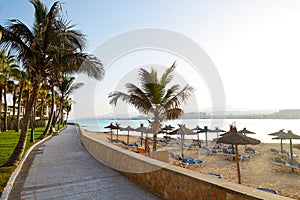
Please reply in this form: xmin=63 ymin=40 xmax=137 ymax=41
xmin=0 ymin=125 xmax=65 ymax=196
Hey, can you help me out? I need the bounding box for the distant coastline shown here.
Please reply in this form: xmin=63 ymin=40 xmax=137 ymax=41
xmin=97 ymin=109 xmax=300 ymax=120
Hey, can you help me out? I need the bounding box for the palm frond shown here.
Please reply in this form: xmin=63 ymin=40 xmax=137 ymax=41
xmin=166 ymin=108 xmax=184 ymax=120
xmin=129 ymin=95 xmax=152 ymax=114
xmin=108 ymin=91 xmax=130 ymax=106
xmin=57 ymin=53 xmax=104 ymax=81
xmin=160 ymin=61 xmax=176 ymax=87
xmin=30 ymin=0 xmax=47 ymax=29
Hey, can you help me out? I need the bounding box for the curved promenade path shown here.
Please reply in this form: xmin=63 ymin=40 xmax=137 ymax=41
xmin=8 ymin=125 xmax=161 ymax=200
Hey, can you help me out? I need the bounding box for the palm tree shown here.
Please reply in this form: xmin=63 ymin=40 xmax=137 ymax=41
xmin=0 ymin=0 xmax=104 ymax=166
xmin=0 ymin=50 xmax=18 ymax=131
xmin=12 ymin=68 xmax=28 ymax=132
xmin=109 ymin=62 xmax=194 ymax=152
xmin=55 ymin=75 xmax=83 ymax=125
xmin=64 ymin=97 xmax=73 ymax=123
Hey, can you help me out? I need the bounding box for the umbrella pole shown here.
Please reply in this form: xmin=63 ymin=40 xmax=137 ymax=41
xmin=117 ymin=129 xmax=119 ymax=141
xmin=110 ymin=129 xmax=112 ymax=140
xmin=141 ymin=132 xmax=143 ymax=146
xmin=127 ymin=130 xmax=129 ymax=145
xmin=181 ymin=133 xmax=184 ymax=158
xmin=290 ymin=139 xmax=293 ymax=159
xmin=205 ymin=132 xmax=208 ymax=146
xmin=280 ymin=139 xmax=283 ymax=152
xmin=235 ymin=144 xmax=241 ymax=184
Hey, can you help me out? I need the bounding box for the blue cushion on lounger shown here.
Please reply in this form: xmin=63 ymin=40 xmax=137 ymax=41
xmin=257 ymin=187 xmax=279 ymax=194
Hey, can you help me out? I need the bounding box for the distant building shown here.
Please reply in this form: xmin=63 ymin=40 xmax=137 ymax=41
xmin=1 ymin=103 xmax=25 ymax=117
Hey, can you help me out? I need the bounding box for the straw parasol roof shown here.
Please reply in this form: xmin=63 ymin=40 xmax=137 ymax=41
xmin=169 ymin=124 xmax=196 ymax=158
xmin=104 ymin=123 xmax=119 ymax=140
xmin=135 ymin=124 xmax=148 ymax=146
xmin=197 ymin=126 xmax=213 ymax=146
xmin=120 ymin=126 xmax=135 ymax=145
xmin=216 ymin=125 xmax=260 ymax=184
xmin=272 ymin=130 xmax=300 ymax=159
xmin=268 ymin=129 xmax=287 ymax=151
xmin=210 ymin=127 xmax=226 ymax=138
xmin=238 ymin=128 xmax=256 ymax=135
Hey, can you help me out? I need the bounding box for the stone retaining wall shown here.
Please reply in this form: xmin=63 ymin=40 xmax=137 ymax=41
xmin=75 ymin=124 xmax=291 ymax=200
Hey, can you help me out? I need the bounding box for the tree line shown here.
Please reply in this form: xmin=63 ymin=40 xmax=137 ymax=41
xmin=0 ymin=0 xmax=104 ymax=166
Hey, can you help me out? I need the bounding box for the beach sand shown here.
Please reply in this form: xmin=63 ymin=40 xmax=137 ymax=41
xmin=84 ymin=130 xmax=300 ymax=199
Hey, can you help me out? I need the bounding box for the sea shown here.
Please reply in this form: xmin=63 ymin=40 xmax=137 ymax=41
xmin=68 ymin=118 xmax=300 ymax=144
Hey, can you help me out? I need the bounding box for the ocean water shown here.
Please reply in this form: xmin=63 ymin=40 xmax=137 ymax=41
xmin=69 ymin=118 xmax=300 ymax=144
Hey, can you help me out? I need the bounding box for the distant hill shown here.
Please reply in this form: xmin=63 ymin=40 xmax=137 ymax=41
xmin=268 ymin=109 xmax=300 ymax=119
xmin=182 ymin=109 xmax=300 ymax=119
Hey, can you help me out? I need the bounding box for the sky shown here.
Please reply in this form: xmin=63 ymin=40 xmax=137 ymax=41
xmin=1 ymin=0 xmax=300 ymax=119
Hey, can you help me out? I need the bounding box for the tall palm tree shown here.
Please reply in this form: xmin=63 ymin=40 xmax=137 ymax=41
xmin=0 ymin=0 xmax=104 ymax=166
xmin=64 ymin=97 xmax=73 ymax=123
xmin=12 ymin=68 xmax=28 ymax=132
xmin=109 ymin=62 xmax=194 ymax=152
xmin=55 ymin=75 xmax=83 ymax=125
xmin=0 ymin=50 xmax=18 ymax=131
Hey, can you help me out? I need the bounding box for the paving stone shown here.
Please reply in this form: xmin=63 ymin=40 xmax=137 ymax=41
xmin=8 ymin=125 xmax=161 ymax=200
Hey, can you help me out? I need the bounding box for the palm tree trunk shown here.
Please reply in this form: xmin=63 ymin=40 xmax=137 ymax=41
xmin=33 ymin=98 xmax=37 ymax=129
xmin=3 ymin=78 xmax=42 ymax=166
xmin=12 ymin=87 xmax=17 ymax=117
xmin=152 ymin=112 xmax=161 ymax=153
xmin=16 ymin=82 xmax=24 ymax=132
xmin=40 ymin=98 xmax=44 ymax=120
xmin=39 ymin=84 xmax=54 ymax=139
xmin=3 ymin=78 xmax=8 ymax=131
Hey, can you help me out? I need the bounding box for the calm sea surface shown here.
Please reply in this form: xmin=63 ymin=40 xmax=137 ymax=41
xmin=68 ymin=118 xmax=300 ymax=144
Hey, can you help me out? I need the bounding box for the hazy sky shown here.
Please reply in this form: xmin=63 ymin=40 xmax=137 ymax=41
xmin=2 ymin=1 xmax=300 ymax=119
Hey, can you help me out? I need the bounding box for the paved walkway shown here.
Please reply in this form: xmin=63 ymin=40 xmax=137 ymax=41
xmin=8 ymin=125 xmax=161 ymax=200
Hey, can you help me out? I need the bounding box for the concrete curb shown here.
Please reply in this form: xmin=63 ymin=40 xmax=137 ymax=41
xmin=0 ymin=127 xmax=66 ymax=200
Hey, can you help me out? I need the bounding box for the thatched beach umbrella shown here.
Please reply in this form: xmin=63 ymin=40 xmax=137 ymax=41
xmin=104 ymin=123 xmax=119 ymax=140
xmin=272 ymin=130 xmax=300 ymax=159
xmin=197 ymin=126 xmax=213 ymax=147
xmin=216 ymin=125 xmax=261 ymax=184
xmin=169 ymin=124 xmax=196 ymax=158
xmin=211 ymin=127 xmax=226 ymax=138
xmin=135 ymin=124 xmax=148 ymax=146
xmin=238 ymin=128 xmax=256 ymax=135
xmin=268 ymin=129 xmax=286 ymax=152
xmin=120 ymin=126 xmax=135 ymax=145
xmin=192 ymin=125 xmax=202 ymax=141
xmin=238 ymin=128 xmax=256 ymax=150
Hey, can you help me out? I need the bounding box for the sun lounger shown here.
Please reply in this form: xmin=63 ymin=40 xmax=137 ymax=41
xmin=257 ymin=187 xmax=279 ymax=194
xmin=279 ymin=150 xmax=289 ymax=157
xmin=166 ymin=141 xmax=180 ymax=146
xmin=182 ymin=158 xmax=203 ymax=168
xmin=239 ymin=154 xmax=252 ymax=161
xmin=287 ymin=159 xmax=300 ymax=169
xmin=272 ymin=157 xmax=286 ymax=166
xmin=201 ymin=147 xmax=222 ymax=154
xmin=127 ymin=143 xmax=138 ymax=147
xmin=208 ymin=173 xmax=222 ymax=179
xmin=184 ymin=144 xmax=198 ymax=150
xmin=245 ymin=147 xmax=260 ymax=154
xmin=175 ymin=157 xmax=203 ymax=168
xmin=270 ymin=148 xmax=279 ymax=154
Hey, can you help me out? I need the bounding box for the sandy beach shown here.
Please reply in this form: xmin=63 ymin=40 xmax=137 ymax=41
xmin=84 ymin=130 xmax=300 ymax=199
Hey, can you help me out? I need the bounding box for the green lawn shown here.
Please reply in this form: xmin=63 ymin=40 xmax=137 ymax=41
xmin=0 ymin=125 xmax=64 ymax=195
